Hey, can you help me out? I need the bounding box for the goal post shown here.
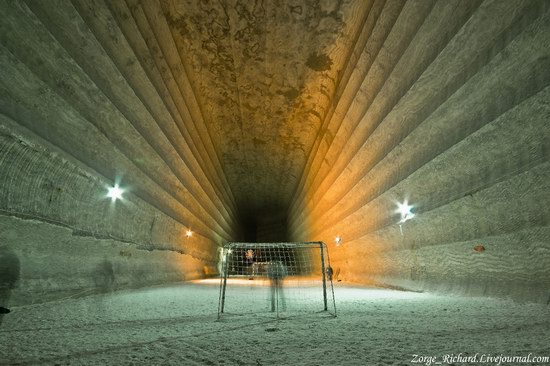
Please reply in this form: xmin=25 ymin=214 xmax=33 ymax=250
xmin=217 ymin=241 xmax=336 ymax=319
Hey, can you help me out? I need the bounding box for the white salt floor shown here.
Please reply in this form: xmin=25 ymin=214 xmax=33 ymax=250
xmin=1 ymin=280 xmax=549 ymax=365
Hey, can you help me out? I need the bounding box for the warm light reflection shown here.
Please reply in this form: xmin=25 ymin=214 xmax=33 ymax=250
xmin=186 ymin=229 xmax=193 ymax=238
xmin=194 ymin=277 xmax=322 ymax=287
xmin=335 ymin=236 xmax=342 ymax=246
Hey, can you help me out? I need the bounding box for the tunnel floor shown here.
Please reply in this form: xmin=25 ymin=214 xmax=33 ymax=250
xmin=1 ymin=281 xmax=549 ymax=365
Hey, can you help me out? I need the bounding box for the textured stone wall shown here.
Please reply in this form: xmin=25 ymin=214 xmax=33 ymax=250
xmin=289 ymin=0 xmax=550 ymax=303
xmin=1 ymin=0 xmax=549 ymax=307
xmin=0 ymin=0 xmax=237 ymax=306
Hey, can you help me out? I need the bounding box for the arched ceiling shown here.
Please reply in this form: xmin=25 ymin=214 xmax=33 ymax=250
xmin=152 ymin=0 xmax=371 ymax=215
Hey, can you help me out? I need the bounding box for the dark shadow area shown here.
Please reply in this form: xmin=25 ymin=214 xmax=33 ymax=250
xmin=93 ymin=258 xmax=115 ymax=293
xmin=238 ymin=206 xmax=289 ymax=243
xmin=0 ymin=246 xmax=20 ymax=326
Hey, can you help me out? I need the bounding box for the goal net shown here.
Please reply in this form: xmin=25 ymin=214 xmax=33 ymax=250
xmin=217 ymin=241 xmax=336 ymax=319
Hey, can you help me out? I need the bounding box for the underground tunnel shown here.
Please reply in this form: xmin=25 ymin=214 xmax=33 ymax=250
xmin=0 ymin=0 xmax=549 ymax=364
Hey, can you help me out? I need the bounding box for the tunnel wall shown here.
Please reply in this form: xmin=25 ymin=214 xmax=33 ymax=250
xmin=0 ymin=0 xmax=238 ymax=306
xmin=289 ymin=0 xmax=550 ymax=303
xmin=2 ymin=0 xmax=550 ymax=307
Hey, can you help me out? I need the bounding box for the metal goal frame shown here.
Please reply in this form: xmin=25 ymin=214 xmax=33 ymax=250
xmin=217 ymin=241 xmax=337 ymax=319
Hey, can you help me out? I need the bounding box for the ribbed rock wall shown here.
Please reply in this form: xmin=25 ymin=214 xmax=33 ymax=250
xmin=1 ymin=0 xmax=549 ymax=307
xmin=0 ymin=0 xmax=237 ymax=305
xmin=289 ymin=0 xmax=550 ymax=303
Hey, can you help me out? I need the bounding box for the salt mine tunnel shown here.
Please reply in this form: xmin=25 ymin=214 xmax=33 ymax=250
xmin=1 ymin=0 xmax=550 ymax=365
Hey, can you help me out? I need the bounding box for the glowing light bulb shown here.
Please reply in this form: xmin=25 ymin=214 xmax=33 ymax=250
xmin=396 ymin=199 xmax=415 ymax=223
xmin=185 ymin=229 xmax=193 ymax=238
xmin=335 ymin=236 xmax=342 ymax=246
xmin=107 ymin=184 xmax=123 ymax=202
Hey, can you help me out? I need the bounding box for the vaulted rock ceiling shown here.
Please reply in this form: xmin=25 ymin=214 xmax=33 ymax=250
xmin=1 ymin=0 xmax=549 ymax=304
xmin=159 ymin=0 xmax=367 ymax=217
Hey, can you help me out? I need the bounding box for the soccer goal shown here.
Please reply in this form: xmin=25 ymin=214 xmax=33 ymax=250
xmin=217 ymin=241 xmax=336 ymax=319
